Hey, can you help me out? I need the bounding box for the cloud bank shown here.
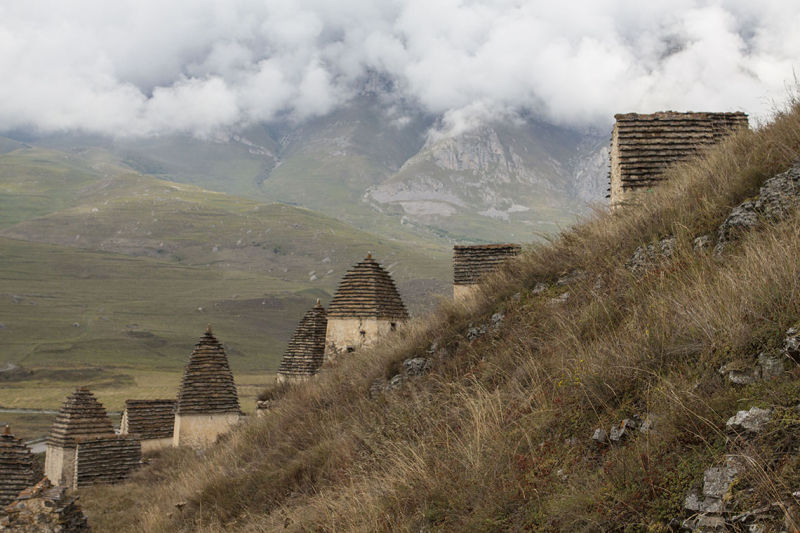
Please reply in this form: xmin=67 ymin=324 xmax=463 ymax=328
xmin=0 ymin=0 xmax=798 ymax=137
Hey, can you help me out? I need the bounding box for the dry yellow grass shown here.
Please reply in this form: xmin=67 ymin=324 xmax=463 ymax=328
xmin=79 ymin=98 xmax=800 ymax=532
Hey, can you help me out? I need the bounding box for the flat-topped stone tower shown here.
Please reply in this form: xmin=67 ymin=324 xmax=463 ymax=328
xmin=44 ymin=387 xmax=115 ymax=486
xmin=276 ymin=300 xmax=328 ymax=384
xmin=0 ymin=477 xmax=89 ymax=532
xmin=120 ymin=399 xmax=176 ymax=452
xmin=610 ymin=111 xmax=748 ymax=208
xmin=324 ymin=253 xmax=409 ymax=359
xmin=453 ymin=244 xmax=522 ymax=301
xmin=0 ymin=426 xmax=37 ymax=508
xmin=173 ymin=326 xmax=242 ymax=448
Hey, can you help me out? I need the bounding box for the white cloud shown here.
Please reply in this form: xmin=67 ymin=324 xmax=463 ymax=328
xmin=0 ymin=0 xmax=798 ymax=137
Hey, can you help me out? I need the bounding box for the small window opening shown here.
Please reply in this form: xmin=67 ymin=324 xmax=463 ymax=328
xmin=390 ymin=322 xmax=397 ymax=332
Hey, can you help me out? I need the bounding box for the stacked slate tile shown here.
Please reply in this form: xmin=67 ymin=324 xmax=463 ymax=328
xmin=328 ymin=253 xmax=409 ymax=319
xmin=453 ymin=244 xmax=522 ymax=287
xmin=610 ymin=112 xmax=749 ymax=204
xmin=74 ymin=437 xmax=142 ymax=489
xmin=0 ymin=426 xmax=36 ymax=507
xmin=121 ymin=400 xmax=176 ymax=440
xmin=277 ymin=300 xmax=328 ymax=380
xmin=0 ymin=477 xmax=89 ymax=532
xmin=48 ymin=387 xmax=115 ymax=447
xmin=176 ymin=326 xmax=241 ymax=415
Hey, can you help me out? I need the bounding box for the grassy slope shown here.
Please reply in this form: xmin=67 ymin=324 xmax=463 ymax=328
xmin=0 ymin=144 xmax=131 ymax=228
xmin=81 ymin=100 xmax=800 ymax=531
xmin=0 ymin=170 xmax=450 ymax=295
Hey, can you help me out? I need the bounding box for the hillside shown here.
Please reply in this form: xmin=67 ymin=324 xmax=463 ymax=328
xmin=77 ymin=101 xmax=800 ymax=530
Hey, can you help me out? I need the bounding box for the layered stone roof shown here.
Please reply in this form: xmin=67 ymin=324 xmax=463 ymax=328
xmin=74 ymin=436 xmax=142 ymax=489
xmin=610 ymin=112 xmax=749 ymax=199
xmin=176 ymin=326 xmax=241 ymax=415
xmin=453 ymin=244 xmax=522 ymax=286
xmin=0 ymin=426 xmax=37 ymax=507
xmin=0 ymin=477 xmax=89 ymax=532
xmin=328 ymin=253 xmax=409 ymax=319
xmin=121 ymin=400 xmax=176 ymax=440
xmin=47 ymin=387 xmax=115 ymax=448
xmin=277 ymin=300 xmax=328 ymax=379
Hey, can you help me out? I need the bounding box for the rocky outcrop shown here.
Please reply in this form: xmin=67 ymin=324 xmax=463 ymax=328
xmin=0 ymin=477 xmax=89 ymax=532
xmin=627 ymin=236 xmax=676 ymax=274
xmin=716 ymin=163 xmax=800 ymax=253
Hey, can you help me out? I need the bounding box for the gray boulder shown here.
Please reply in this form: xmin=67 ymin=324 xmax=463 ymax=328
xmin=609 ymin=419 xmax=637 ymax=444
xmin=591 ymin=428 xmax=608 ymax=445
xmin=726 ymin=406 xmax=772 ymax=435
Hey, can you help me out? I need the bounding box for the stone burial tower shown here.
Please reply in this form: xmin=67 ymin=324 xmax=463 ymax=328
xmin=324 ymin=253 xmax=409 ymax=360
xmin=609 ymin=111 xmax=749 ymax=209
xmin=0 ymin=425 xmax=37 ymax=508
xmin=120 ymin=399 xmax=176 ymax=452
xmin=44 ymin=387 xmax=116 ymax=487
xmin=453 ymin=244 xmax=522 ymax=301
xmin=173 ymin=325 xmax=242 ymax=449
xmin=276 ymin=299 xmax=328 ymax=384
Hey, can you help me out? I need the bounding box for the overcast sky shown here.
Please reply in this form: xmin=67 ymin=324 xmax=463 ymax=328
xmin=1 ymin=0 xmax=798 ymax=138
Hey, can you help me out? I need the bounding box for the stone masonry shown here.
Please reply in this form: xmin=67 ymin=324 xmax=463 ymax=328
xmin=120 ymin=399 xmax=176 ymax=452
xmin=0 ymin=477 xmax=89 ymax=532
xmin=453 ymin=244 xmax=522 ymax=301
xmin=0 ymin=427 xmax=36 ymax=508
xmin=73 ymin=436 xmax=141 ymax=489
xmin=610 ymin=112 xmax=748 ymax=208
xmin=173 ymin=325 xmax=242 ymax=448
xmin=277 ymin=299 xmax=328 ymax=384
xmin=44 ymin=387 xmax=115 ymax=487
xmin=324 ymin=253 xmax=409 ymax=360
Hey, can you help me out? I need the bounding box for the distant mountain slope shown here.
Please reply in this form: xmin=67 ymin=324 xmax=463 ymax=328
xmin=0 ymin=147 xmax=452 ymax=373
xmin=1 ymin=174 xmax=450 ymax=300
xmin=366 ymin=119 xmax=609 ymax=241
xmin=0 ymin=144 xmax=130 ymax=228
xmin=26 ymin=93 xmax=610 ymax=244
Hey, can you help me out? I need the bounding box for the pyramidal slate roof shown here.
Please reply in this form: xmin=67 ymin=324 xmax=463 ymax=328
xmin=277 ymin=300 xmax=328 ymax=378
xmin=328 ymin=253 xmax=409 ymax=319
xmin=47 ymin=387 xmax=115 ymax=447
xmin=0 ymin=426 xmax=37 ymax=507
xmin=611 ymin=111 xmax=749 ymax=195
xmin=121 ymin=399 xmax=176 ymax=440
xmin=453 ymin=244 xmax=522 ymax=286
xmin=176 ymin=326 xmax=241 ymax=415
